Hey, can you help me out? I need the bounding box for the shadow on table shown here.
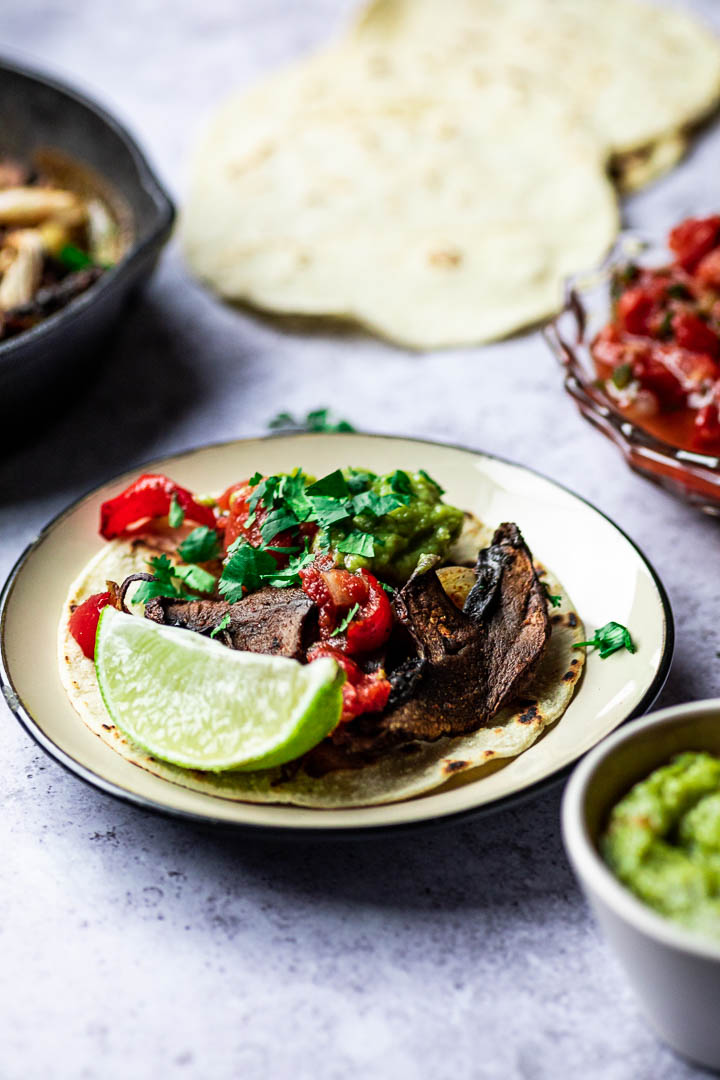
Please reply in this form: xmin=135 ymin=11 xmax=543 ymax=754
xmin=0 ymin=293 xmax=208 ymax=505
xmin=149 ymin=780 xmax=577 ymax=916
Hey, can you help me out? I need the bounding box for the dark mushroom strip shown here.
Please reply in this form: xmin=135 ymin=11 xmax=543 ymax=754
xmin=143 ymin=586 xmax=317 ymax=661
xmin=329 ymin=523 xmax=550 ymax=754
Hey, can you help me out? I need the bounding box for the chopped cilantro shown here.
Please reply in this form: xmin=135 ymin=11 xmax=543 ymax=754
xmin=132 ymin=554 xmax=193 ymax=604
xmin=177 ymin=526 xmax=221 ymax=564
xmin=611 ymin=363 xmax=633 ymax=390
xmin=667 ymin=283 xmax=691 ymax=300
xmin=174 ymin=563 xmax=217 ymax=594
xmin=335 ymin=530 xmax=376 ymax=558
xmin=346 ymin=469 xmax=377 ymax=495
xmin=219 ymin=541 xmax=278 ymax=603
xmin=418 ymin=468 xmax=444 ymax=494
xmin=305 ymin=469 xmax=349 ymax=499
xmin=610 ymin=262 xmax=639 ymax=302
xmin=210 ymin=613 xmax=231 ymax=639
xmin=248 ymin=471 xmax=263 ymax=486
xmin=542 ymin=581 xmax=562 ymax=608
xmin=658 ymin=311 xmax=674 ymax=340
xmin=389 ymin=469 xmax=412 ymax=496
xmin=307 ymin=496 xmax=352 ymax=529
xmin=259 ymin=506 xmax=300 ymax=545
xmin=573 ymin=621 xmax=636 ymax=660
xmin=331 ymin=603 xmax=360 ymax=637
xmin=351 ymin=490 xmax=406 ymax=518
xmin=268 ymin=408 xmax=355 ymax=433
xmin=168 ymin=494 xmax=185 ymax=529
xmin=58 ymin=243 xmax=94 ymax=271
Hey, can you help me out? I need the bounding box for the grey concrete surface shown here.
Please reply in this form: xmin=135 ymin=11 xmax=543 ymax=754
xmin=1 ymin=1 xmax=719 ymax=1077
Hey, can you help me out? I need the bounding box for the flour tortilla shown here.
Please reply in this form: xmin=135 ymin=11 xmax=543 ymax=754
xmin=58 ymin=538 xmax=585 ymax=809
xmin=183 ymin=64 xmax=617 ymax=349
xmin=182 ymin=0 xmax=720 ymax=348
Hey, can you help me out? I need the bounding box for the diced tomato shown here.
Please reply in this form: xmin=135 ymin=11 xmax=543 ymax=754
xmin=669 ymin=216 xmax=720 ymax=273
xmin=671 ymin=312 xmax=720 ymax=358
xmin=616 ymin=287 xmax=656 ymax=335
xmin=300 ymin=565 xmax=393 ymax=653
xmin=693 ymin=400 xmax=720 ymax=452
xmin=695 ymin=248 xmax=720 ymax=291
xmin=68 ymin=592 xmax=115 ymax=659
xmin=631 ymin=347 xmax=686 ymax=409
xmin=100 ymin=474 xmax=216 ymax=540
xmin=307 ymin=644 xmax=392 ymax=722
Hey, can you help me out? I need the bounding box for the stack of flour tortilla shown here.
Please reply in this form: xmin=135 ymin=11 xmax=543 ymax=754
xmin=182 ymin=0 xmax=720 ymax=349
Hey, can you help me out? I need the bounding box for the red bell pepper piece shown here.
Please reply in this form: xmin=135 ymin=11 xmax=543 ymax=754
xmin=100 ymin=473 xmax=216 ymax=539
xmin=68 ymin=592 xmax=115 ymax=659
xmin=300 ymin=565 xmax=393 ymax=653
xmin=307 ymin=643 xmax=391 ymax=722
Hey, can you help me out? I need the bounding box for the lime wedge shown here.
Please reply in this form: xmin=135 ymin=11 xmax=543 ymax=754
xmin=95 ymin=607 xmax=344 ymax=771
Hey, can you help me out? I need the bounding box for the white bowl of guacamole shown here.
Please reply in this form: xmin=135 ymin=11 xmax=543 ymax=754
xmin=562 ymin=700 xmax=720 ymax=1071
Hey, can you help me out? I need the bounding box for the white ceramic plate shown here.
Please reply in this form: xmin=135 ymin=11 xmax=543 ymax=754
xmin=0 ymin=434 xmax=673 ymax=835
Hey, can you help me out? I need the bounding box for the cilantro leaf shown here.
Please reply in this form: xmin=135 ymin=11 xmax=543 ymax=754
xmin=210 ymin=613 xmax=231 ymax=639
xmin=248 ymin=471 xmax=263 ymax=486
xmin=268 ymin=408 xmax=355 ymax=433
xmin=573 ymin=621 xmax=636 ymax=660
xmin=611 ymin=363 xmax=633 ymax=390
xmin=168 ymin=494 xmax=185 ymax=529
xmin=177 ymin=526 xmax=221 ymax=564
xmin=418 ymin=469 xmax=444 ymax=494
xmin=331 ymin=603 xmax=360 ymax=637
xmin=335 ymin=530 xmax=376 ymax=558
xmin=132 ymin=554 xmax=192 ymax=604
xmin=389 ymin=469 xmax=412 ymax=497
xmin=259 ymin=506 xmax=299 ymax=544
xmin=351 ymin=490 xmax=405 ymax=518
xmin=219 ymin=541 xmax=277 ymax=602
xmin=305 ymin=470 xmax=350 ymax=499
xmin=667 ymin=283 xmax=691 ymax=300
xmin=345 ymin=469 xmax=377 ymax=495
xmin=542 ymin=581 xmax=562 ymax=608
xmin=174 ymin=563 xmax=217 ymax=594
xmin=261 ymin=542 xmax=316 ymax=588
xmin=658 ymin=311 xmax=673 ymax=340
xmin=307 ymin=495 xmax=353 ymax=529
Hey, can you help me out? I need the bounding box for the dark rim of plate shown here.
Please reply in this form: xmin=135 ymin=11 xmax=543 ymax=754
xmin=0 ymin=432 xmax=675 ymax=840
xmin=0 ymin=55 xmax=175 ymax=366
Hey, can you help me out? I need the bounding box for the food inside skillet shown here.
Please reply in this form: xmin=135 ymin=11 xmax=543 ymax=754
xmin=0 ymin=156 xmax=119 ymax=339
xmin=593 ymin=215 xmax=720 ymax=454
xmin=59 ymin=466 xmax=588 ymax=808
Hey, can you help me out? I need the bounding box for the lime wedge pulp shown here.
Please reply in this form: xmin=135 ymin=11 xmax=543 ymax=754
xmin=95 ymin=607 xmax=344 ymax=772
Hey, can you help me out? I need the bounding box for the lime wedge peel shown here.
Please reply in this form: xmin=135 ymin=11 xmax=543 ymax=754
xmin=95 ymin=607 xmax=344 ymax=772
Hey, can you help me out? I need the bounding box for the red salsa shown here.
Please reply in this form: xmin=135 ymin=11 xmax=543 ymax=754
xmin=592 ymin=215 xmax=720 ymax=454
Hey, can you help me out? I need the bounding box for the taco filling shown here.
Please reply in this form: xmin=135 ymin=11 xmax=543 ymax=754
xmin=59 ymin=465 xmax=586 ymax=807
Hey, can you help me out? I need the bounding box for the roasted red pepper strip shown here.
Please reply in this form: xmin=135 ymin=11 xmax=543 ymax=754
xmin=100 ymin=473 xmax=216 ymax=539
xmin=345 ymin=570 xmax=393 ymax=654
xmin=68 ymin=592 xmax=114 ymax=659
xmin=307 ymin=644 xmax=391 ymax=722
xmin=300 ymin=565 xmax=393 ymax=654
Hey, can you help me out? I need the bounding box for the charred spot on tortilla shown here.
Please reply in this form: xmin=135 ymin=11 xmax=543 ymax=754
xmin=442 ymin=759 xmax=469 ymax=774
xmin=567 ymin=612 xmax=578 ymax=628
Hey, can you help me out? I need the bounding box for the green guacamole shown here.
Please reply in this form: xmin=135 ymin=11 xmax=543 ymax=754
xmin=331 ymin=469 xmax=464 ymax=583
xmin=602 ymin=752 xmax=720 ymax=940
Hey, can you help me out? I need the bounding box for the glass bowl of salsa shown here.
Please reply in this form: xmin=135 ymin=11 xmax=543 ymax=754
xmin=544 ymin=216 xmax=720 ymax=515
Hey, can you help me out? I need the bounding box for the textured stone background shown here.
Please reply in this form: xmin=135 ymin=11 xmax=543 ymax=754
xmin=2 ymin=1 xmax=720 ymax=1077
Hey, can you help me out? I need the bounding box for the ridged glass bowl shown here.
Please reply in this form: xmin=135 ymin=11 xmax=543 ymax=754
xmin=544 ymin=232 xmax=720 ymax=516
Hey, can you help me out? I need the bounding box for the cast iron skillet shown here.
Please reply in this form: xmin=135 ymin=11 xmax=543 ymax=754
xmin=0 ymin=56 xmax=175 ymax=422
